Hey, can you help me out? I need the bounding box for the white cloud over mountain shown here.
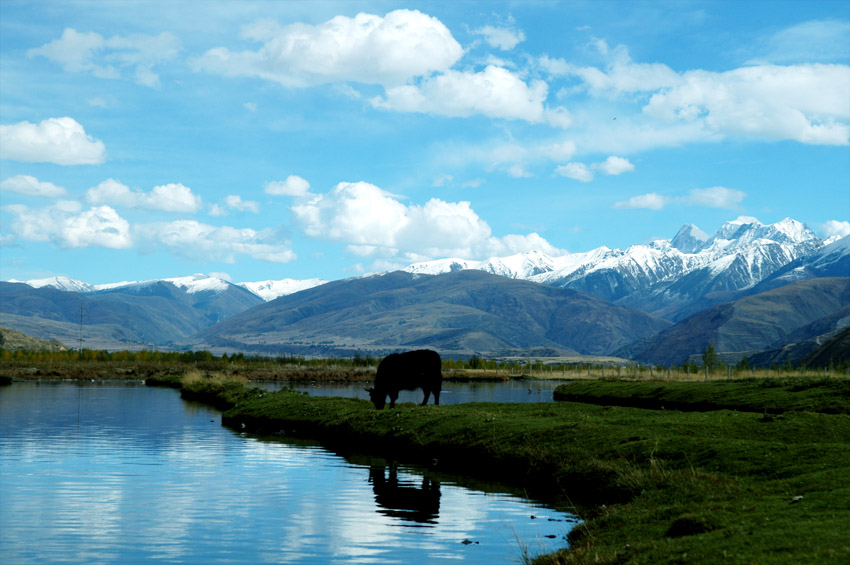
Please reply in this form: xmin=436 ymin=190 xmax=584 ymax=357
xmin=0 ymin=117 xmax=106 ymax=165
xmin=136 ymin=220 xmax=295 ymax=263
xmin=4 ymin=202 xmax=132 ymax=249
xmin=290 ymin=181 xmax=561 ymax=261
xmin=614 ymin=186 xmax=746 ymax=211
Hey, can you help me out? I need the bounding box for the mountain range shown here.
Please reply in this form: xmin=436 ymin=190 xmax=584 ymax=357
xmin=2 ymin=216 xmax=848 ymax=364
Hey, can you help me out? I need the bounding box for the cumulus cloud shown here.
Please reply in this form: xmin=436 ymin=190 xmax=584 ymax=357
xmin=85 ymin=179 xmax=202 ymax=212
xmin=556 ymin=156 xmax=634 ymax=181
xmin=596 ymin=156 xmax=635 ymax=175
xmin=3 ymin=201 xmax=132 ymax=248
xmin=136 ymin=220 xmax=295 ymax=263
xmin=290 ymin=180 xmax=560 ymax=260
xmin=614 ymin=186 xmax=746 ymax=210
xmin=471 ymin=25 xmax=526 ymax=50
xmin=821 ymin=220 xmax=850 ymax=239
xmin=643 ymin=64 xmax=850 ymax=145
xmin=191 ymin=9 xmax=463 ymax=87
xmin=265 ymin=175 xmax=311 ymax=197
xmin=548 ymin=40 xmax=850 ymax=146
xmin=372 ymin=65 xmax=549 ymax=123
xmin=0 ymin=117 xmax=106 ymax=165
xmin=28 ymin=28 xmax=180 ymax=88
xmin=0 ymin=175 xmax=66 ymax=197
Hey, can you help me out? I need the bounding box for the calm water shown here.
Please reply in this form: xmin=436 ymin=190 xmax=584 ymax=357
xmin=0 ymin=383 xmax=577 ymax=564
xmin=277 ymin=378 xmax=568 ymax=404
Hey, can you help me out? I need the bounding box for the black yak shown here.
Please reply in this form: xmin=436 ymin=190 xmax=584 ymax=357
xmin=365 ymin=349 xmax=442 ymax=409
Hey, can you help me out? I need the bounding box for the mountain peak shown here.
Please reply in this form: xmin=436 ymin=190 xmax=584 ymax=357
xmin=671 ymin=224 xmax=710 ymax=253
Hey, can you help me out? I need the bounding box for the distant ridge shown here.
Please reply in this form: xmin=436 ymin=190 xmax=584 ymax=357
xmin=184 ymin=270 xmax=671 ymax=358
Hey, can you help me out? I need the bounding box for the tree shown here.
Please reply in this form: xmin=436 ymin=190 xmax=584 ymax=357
xmin=702 ymin=343 xmax=718 ymax=371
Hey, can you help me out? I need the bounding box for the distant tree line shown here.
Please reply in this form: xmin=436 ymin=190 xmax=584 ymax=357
xmin=1 ymin=346 xmax=847 ymax=376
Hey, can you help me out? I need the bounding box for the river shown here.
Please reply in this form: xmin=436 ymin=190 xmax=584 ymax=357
xmin=0 ymin=382 xmax=577 ymax=564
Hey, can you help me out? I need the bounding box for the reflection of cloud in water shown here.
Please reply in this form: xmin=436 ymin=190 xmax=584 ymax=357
xmin=1 ymin=384 xmax=575 ymax=564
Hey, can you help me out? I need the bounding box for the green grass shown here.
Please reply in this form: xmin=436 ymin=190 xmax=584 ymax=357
xmin=554 ymin=377 xmax=850 ymax=414
xmin=158 ymin=374 xmax=850 ymax=563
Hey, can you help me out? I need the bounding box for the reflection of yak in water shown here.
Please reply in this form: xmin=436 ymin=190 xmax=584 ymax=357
xmin=369 ymin=464 xmax=441 ymax=525
xmin=366 ymin=349 xmax=442 ymax=409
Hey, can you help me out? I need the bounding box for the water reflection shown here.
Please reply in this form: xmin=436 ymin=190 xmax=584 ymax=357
xmin=369 ymin=463 xmax=441 ymax=526
xmin=0 ymin=383 xmax=577 ymax=564
xmin=267 ymin=378 xmax=569 ymax=404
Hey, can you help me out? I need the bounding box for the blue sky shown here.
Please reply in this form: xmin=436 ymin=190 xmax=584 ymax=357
xmin=1 ymin=0 xmax=848 ymax=285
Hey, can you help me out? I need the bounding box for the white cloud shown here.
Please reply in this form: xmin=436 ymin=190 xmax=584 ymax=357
xmin=471 ymin=25 xmax=526 ymax=50
xmin=224 ymin=195 xmax=260 ymax=213
xmin=291 ymin=180 xmax=559 ymax=260
xmin=0 ymin=117 xmax=106 ymax=165
xmin=684 ymin=186 xmax=745 ymax=209
xmin=4 ymin=202 xmax=132 ymax=249
xmin=372 ymin=65 xmax=549 ymax=123
xmin=0 ymin=175 xmax=66 ymax=197
xmin=136 ymin=220 xmax=295 ymax=263
xmin=265 ymin=175 xmax=311 ymax=197
xmin=550 ymin=41 xmax=850 ymax=147
xmin=613 ymin=186 xmax=745 ymax=211
xmin=555 ymin=162 xmax=594 ymax=182
xmin=85 ymin=179 xmax=202 ymax=212
xmin=613 ymin=193 xmax=671 ymax=210
xmin=28 ymin=28 xmax=180 ymax=88
xmin=596 ymin=156 xmax=635 ymax=175
xmin=821 ymin=220 xmax=850 ymax=239
xmin=643 ymin=64 xmax=850 ymax=145
xmin=191 ymin=9 xmax=463 ymax=87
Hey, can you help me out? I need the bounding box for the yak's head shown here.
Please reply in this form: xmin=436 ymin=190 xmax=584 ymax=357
xmin=364 ymin=387 xmax=386 ymax=410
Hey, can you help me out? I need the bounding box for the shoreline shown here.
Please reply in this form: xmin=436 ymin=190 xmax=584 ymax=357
xmin=168 ymin=373 xmax=849 ymax=563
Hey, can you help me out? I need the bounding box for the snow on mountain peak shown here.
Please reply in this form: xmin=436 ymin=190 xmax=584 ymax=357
xmin=671 ymin=224 xmax=710 ymax=253
xmin=20 ymin=276 xmax=93 ymax=293
xmin=164 ymin=273 xmax=232 ymax=294
xmin=238 ymin=278 xmax=328 ymax=301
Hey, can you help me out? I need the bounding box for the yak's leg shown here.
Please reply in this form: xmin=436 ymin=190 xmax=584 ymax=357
xmin=433 ymin=387 xmax=440 ymax=405
xmin=421 ymin=389 xmax=431 ymax=406
xmin=389 ymin=392 xmax=399 ymax=409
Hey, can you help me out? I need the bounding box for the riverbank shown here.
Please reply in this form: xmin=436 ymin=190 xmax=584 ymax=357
xmin=148 ymin=373 xmax=850 ymax=563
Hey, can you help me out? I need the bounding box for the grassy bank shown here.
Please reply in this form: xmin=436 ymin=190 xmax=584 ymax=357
xmin=162 ymin=373 xmax=850 ymax=563
xmin=554 ymin=378 xmax=850 ymax=414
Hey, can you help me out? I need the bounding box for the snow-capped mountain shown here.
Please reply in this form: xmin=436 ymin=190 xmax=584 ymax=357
xmin=11 ymin=273 xmax=328 ymax=302
xmin=9 ymin=217 xmax=842 ymax=320
xmin=405 ymin=217 xmax=831 ymax=320
xmin=238 ymin=278 xmax=328 ymax=302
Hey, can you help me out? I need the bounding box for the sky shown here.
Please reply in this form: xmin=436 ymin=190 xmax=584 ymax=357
xmin=1 ymin=0 xmax=849 ymax=285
